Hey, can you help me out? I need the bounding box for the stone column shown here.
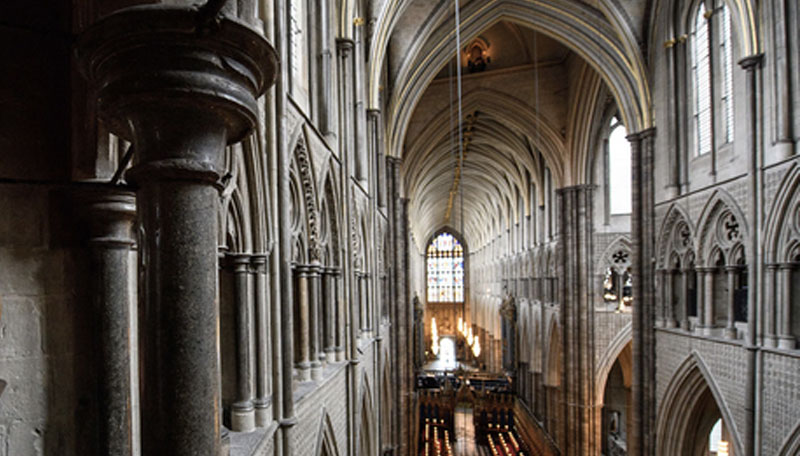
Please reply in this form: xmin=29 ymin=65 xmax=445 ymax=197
xmin=295 ymin=265 xmax=312 ymax=381
xmin=740 ymin=53 xmax=764 ymax=456
xmin=659 ymin=269 xmax=671 ymax=327
xmin=629 ymin=128 xmax=657 ymax=456
xmin=724 ymin=267 xmax=737 ymax=339
xmin=765 ymin=264 xmax=778 ymax=347
xmin=77 ymin=8 xmax=276 ymax=455
xmin=681 ymin=268 xmax=692 ymax=330
xmin=229 ymin=254 xmax=255 ymax=432
xmin=322 ymin=267 xmax=338 ymax=359
xmin=251 ymin=254 xmax=271 ymax=427
xmin=556 ymin=184 xmax=596 ymax=455
xmin=778 ymin=264 xmax=796 ymax=349
xmin=702 ymin=268 xmax=716 ymax=335
xmin=334 ymin=270 xmax=346 ymax=361
xmin=308 ymin=262 xmax=323 ymax=380
xmin=80 ymin=187 xmax=136 ymax=456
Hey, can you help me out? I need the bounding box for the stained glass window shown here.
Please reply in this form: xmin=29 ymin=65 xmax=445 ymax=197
xmin=426 ymin=232 xmax=464 ymax=302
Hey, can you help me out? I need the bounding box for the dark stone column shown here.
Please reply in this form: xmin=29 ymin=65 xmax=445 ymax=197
xmin=251 ymin=254 xmax=271 ymax=427
xmin=556 ymin=184 xmax=596 ymax=455
xmin=629 ymin=128 xmax=657 ymax=456
xmin=724 ymin=266 xmax=737 ymax=339
xmin=229 ymin=254 xmax=255 ymax=431
xmin=80 ymin=187 xmax=136 ymax=456
xmin=77 ymin=7 xmax=276 ymax=454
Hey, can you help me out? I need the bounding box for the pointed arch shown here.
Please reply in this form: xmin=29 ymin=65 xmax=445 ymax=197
xmin=359 ymin=372 xmax=375 ymax=456
xmin=544 ymin=317 xmax=562 ymax=387
xmin=596 ymin=235 xmax=633 ymax=275
xmin=595 ymin=323 xmax=633 ymax=401
xmin=313 ymin=409 xmax=341 ymax=456
xmin=695 ymin=189 xmax=748 ymax=266
xmin=657 ymin=204 xmax=695 ymax=269
xmin=656 ymin=352 xmax=743 ymax=456
xmin=778 ymin=419 xmax=800 ymax=456
xmin=765 ymin=163 xmax=800 ymax=263
xmin=385 ymin=0 xmax=652 ymax=158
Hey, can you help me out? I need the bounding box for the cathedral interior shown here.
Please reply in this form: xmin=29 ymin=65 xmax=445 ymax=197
xmin=1 ymin=0 xmax=800 ymax=455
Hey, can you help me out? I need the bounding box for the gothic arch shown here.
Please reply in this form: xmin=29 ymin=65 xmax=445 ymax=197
xmin=385 ymin=0 xmax=652 ymax=156
xmin=657 ymin=204 xmax=695 ymax=269
xmin=596 ymin=235 xmax=633 ymax=275
xmin=544 ymin=318 xmax=562 ymax=387
xmin=655 ymin=352 xmax=743 ymax=456
xmin=663 ymin=0 xmax=760 ymax=58
xmin=358 ymin=372 xmax=375 ymax=456
xmin=778 ymin=419 xmax=800 ymax=456
xmin=595 ymin=323 xmax=633 ymax=402
xmin=313 ymin=409 xmax=341 ymax=456
xmin=765 ymin=163 xmax=800 ymax=263
xmin=695 ymin=190 xmax=748 ymax=267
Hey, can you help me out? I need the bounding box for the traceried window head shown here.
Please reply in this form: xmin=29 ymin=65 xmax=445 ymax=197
xmin=426 ymin=232 xmax=465 ymax=303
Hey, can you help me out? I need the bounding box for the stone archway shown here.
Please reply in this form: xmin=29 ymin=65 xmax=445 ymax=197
xmin=656 ymin=354 xmax=742 ymax=455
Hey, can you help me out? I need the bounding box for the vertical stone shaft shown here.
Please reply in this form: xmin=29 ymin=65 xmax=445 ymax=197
xmin=681 ymin=268 xmax=691 ymax=330
xmin=83 ymin=188 xmax=136 ymax=456
xmin=704 ymin=268 xmax=715 ymax=334
xmin=295 ymin=266 xmax=312 ymax=381
xmin=323 ymin=267 xmax=337 ymax=357
xmin=308 ymin=262 xmax=323 ymax=379
xmin=556 ymin=185 xmax=595 ymax=456
xmin=779 ymin=265 xmax=794 ymax=348
xmin=725 ymin=267 xmax=737 ymax=338
xmin=630 ymin=128 xmax=657 ymax=456
xmin=251 ymin=254 xmax=271 ymax=426
xmin=230 ymin=254 xmax=255 ymax=431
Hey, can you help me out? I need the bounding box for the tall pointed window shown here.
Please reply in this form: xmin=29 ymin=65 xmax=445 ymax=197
xmin=720 ymin=4 xmax=734 ymax=143
xmin=692 ymin=6 xmax=712 ymax=156
xmin=426 ymin=232 xmax=464 ymax=303
xmin=608 ymin=117 xmax=632 ymax=215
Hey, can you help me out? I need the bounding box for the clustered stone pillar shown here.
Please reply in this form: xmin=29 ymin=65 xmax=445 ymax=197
xmin=335 ymin=269 xmax=346 ymax=361
xmin=556 ymin=184 xmax=596 ymax=455
xmin=229 ymin=254 xmax=256 ymax=431
xmin=629 ymin=128 xmax=657 ymax=456
xmin=81 ymin=187 xmax=136 ymax=456
xmin=77 ymin=7 xmax=276 ymax=454
xmin=703 ymin=267 xmax=715 ymax=335
xmin=765 ymin=264 xmax=779 ymax=347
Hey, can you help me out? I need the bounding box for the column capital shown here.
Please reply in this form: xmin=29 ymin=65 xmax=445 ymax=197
xmin=77 ymin=6 xmax=278 ymax=184
xmin=738 ymin=53 xmax=764 ymax=71
xmin=336 ymin=38 xmax=355 ymax=54
xmin=76 ymin=186 xmax=137 ymax=249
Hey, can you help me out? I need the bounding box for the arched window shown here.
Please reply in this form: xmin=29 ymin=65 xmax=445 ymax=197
xmin=690 ymin=2 xmax=736 ymax=157
xmin=720 ymin=3 xmax=734 ymax=143
xmin=289 ymin=0 xmax=309 ymax=107
xmin=426 ymin=232 xmax=465 ymax=303
xmin=608 ymin=118 xmax=632 ymax=215
xmin=692 ymin=6 xmax=712 ymax=156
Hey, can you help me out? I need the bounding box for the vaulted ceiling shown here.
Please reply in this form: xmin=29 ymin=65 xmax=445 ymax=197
xmin=380 ymin=0 xmax=655 ymax=252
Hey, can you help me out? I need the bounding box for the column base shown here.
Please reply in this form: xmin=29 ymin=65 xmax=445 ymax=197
xmin=724 ymin=327 xmax=737 ymax=339
xmin=311 ymin=361 xmax=323 ymax=381
xmin=296 ymin=363 xmax=312 ymax=382
xmin=254 ymin=400 xmax=270 ymax=427
xmin=680 ymin=320 xmax=691 ymax=331
xmin=764 ymin=335 xmax=778 ymax=348
xmin=778 ymin=336 xmax=796 ymax=350
xmin=231 ymin=404 xmax=256 ymax=433
xmin=335 ymin=348 xmax=345 ymax=362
